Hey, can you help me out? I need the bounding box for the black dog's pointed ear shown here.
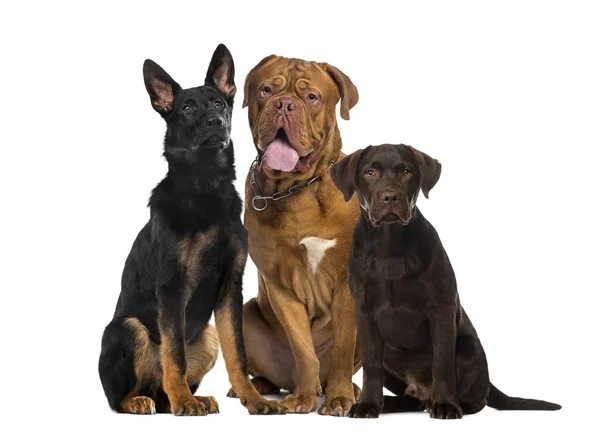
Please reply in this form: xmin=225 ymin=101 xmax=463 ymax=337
xmin=205 ymin=44 xmax=236 ymax=103
xmin=406 ymin=145 xmax=441 ymax=199
xmin=331 ymin=149 xmax=364 ymax=202
xmin=143 ymin=60 xmax=181 ymax=116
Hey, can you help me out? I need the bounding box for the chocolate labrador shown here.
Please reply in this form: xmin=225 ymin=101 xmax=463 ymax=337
xmin=330 ymin=144 xmax=561 ymax=419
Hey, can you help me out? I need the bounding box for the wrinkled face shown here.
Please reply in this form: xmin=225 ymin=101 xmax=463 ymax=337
xmin=357 ymin=145 xmax=421 ymax=226
xmin=162 ymin=86 xmax=232 ymax=161
xmin=244 ymin=56 xmax=358 ymax=174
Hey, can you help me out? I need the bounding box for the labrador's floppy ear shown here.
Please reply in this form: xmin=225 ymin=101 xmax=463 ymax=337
xmin=205 ymin=44 xmax=236 ymax=103
xmin=242 ymin=54 xmax=279 ymax=108
xmin=331 ymin=149 xmax=364 ymax=202
xmin=406 ymin=145 xmax=441 ymax=199
xmin=143 ymin=60 xmax=182 ymax=116
xmin=321 ymin=63 xmax=359 ymax=121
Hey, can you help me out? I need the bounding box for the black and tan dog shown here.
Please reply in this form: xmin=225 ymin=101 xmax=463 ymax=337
xmin=98 ymin=44 xmax=284 ymax=416
xmin=331 ymin=144 xmax=561 ymax=419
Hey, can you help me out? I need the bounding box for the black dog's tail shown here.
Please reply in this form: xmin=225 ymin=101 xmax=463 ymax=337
xmin=486 ymin=383 xmax=561 ymax=411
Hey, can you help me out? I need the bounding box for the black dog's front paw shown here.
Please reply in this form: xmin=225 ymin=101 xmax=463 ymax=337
xmin=348 ymin=402 xmax=381 ymax=418
xmin=429 ymin=400 xmax=463 ymax=420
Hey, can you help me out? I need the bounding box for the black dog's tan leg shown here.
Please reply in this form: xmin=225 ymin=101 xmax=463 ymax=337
xmin=318 ymin=284 xmax=357 ymax=416
xmin=158 ymin=277 xmax=208 ymax=416
xmin=215 ymin=245 xmax=286 ymax=415
xmin=428 ymin=303 xmax=462 ymax=420
xmin=186 ymin=324 xmax=220 ymax=413
xmin=349 ymin=300 xmax=385 ymax=419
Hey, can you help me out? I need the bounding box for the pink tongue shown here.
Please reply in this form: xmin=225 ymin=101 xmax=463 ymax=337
xmin=263 ymin=138 xmax=299 ymax=172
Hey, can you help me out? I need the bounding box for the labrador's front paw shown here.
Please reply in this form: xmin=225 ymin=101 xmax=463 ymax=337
xmin=429 ymin=400 xmax=463 ymax=420
xmin=348 ymin=402 xmax=381 ymax=418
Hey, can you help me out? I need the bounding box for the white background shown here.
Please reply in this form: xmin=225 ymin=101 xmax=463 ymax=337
xmin=1 ymin=1 xmax=598 ymax=438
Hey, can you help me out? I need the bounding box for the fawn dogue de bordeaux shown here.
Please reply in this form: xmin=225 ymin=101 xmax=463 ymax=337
xmin=228 ymin=55 xmax=361 ymax=416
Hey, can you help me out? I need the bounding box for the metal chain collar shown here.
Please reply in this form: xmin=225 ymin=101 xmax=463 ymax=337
xmin=249 ymin=153 xmax=340 ymax=211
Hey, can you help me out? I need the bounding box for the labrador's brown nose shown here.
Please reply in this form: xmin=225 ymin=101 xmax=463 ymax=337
xmin=380 ymin=190 xmax=400 ymax=205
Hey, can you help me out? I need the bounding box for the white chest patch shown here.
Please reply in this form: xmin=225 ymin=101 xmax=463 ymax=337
xmin=300 ymin=237 xmax=337 ymax=274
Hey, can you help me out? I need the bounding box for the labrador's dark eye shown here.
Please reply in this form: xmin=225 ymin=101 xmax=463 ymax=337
xmin=182 ymin=104 xmax=192 ymax=112
xmin=365 ymin=169 xmax=375 ymax=177
xmin=214 ymin=100 xmax=224 ymax=108
xmin=403 ymin=169 xmax=413 ymax=175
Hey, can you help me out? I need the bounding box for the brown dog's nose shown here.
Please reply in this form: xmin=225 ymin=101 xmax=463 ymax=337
xmin=275 ymin=97 xmax=296 ymax=113
xmin=380 ymin=190 xmax=400 ymax=205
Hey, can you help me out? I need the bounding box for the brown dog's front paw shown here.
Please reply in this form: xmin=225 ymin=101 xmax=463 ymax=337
xmin=121 ymin=396 xmax=157 ymax=415
xmin=171 ymin=397 xmax=208 ymax=416
xmin=318 ymin=396 xmax=355 ymax=417
xmin=348 ymin=402 xmax=381 ymax=418
xmin=282 ymin=393 xmax=318 ymax=413
xmin=429 ymin=400 xmax=463 ymax=420
xmin=245 ymin=398 xmax=287 ymax=415
xmin=226 ymin=387 xmax=238 ymax=398
xmin=195 ymin=396 xmax=219 ymax=414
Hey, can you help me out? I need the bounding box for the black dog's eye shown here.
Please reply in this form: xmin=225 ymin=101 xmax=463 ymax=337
xmin=365 ymin=169 xmax=376 ymax=177
xmin=214 ymin=100 xmax=224 ymax=108
xmin=308 ymin=93 xmax=318 ymax=101
xmin=403 ymin=169 xmax=413 ymax=175
xmin=182 ymin=104 xmax=193 ymax=112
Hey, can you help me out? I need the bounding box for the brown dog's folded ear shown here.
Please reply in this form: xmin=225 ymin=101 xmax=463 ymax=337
xmin=331 ymin=149 xmax=364 ymax=202
xmin=322 ymin=63 xmax=359 ymax=121
xmin=143 ymin=60 xmax=182 ymax=116
xmin=406 ymin=145 xmax=442 ymax=199
xmin=205 ymin=44 xmax=236 ymax=102
xmin=242 ymin=55 xmax=279 ymax=108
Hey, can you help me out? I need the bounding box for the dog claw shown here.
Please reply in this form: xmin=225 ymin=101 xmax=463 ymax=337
xmin=246 ymin=399 xmax=286 ymax=415
xmin=282 ymin=393 xmax=318 ymax=413
xmin=121 ymin=396 xmax=156 ymax=415
xmin=172 ymin=397 xmax=208 ymax=416
xmin=194 ymin=396 xmax=219 ymax=414
xmin=429 ymin=401 xmax=463 ymax=420
xmin=348 ymin=402 xmax=381 ymax=418
xmin=318 ymin=396 xmax=355 ymax=417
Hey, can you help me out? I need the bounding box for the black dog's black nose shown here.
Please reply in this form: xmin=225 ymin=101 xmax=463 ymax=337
xmin=380 ymin=190 xmax=400 ymax=205
xmin=275 ymin=98 xmax=296 ymax=113
xmin=204 ymin=116 xmax=224 ymax=129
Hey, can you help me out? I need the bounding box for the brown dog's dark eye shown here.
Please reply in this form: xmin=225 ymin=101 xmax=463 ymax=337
xmin=365 ymin=169 xmax=375 ymax=177
xmin=308 ymin=93 xmax=317 ymax=101
xmin=403 ymin=169 xmax=413 ymax=175
xmin=214 ymin=100 xmax=223 ymax=108
xmin=182 ymin=104 xmax=193 ymax=112
xmin=260 ymin=86 xmax=272 ymax=98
